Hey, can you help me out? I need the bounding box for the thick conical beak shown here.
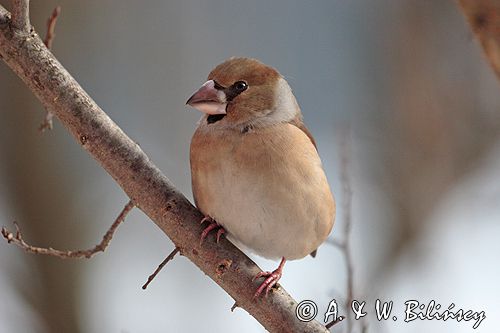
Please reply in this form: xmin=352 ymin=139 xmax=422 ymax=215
xmin=186 ymin=80 xmax=227 ymax=115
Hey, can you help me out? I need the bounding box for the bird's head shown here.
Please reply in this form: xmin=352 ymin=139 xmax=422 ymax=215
xmin=186 ymin=57 xmax=299 ymax=129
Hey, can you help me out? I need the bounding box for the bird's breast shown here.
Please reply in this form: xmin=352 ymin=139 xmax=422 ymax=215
xmin=190 ymin=123 xmax=335 ymax=260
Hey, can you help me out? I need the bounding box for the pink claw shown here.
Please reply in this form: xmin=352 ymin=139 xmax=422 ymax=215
xmin=216 ymin=228 xmax=226 ymax=243
xmin=199 ymin=216 xmax=226 ymax=244
xmin=200 ymin=216 xmax=213 ymax=225
xmin=253 ymin=257 xmax=286 ymax=298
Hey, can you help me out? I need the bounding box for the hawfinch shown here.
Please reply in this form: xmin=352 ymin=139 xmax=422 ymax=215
xmin=187 ymin=57 xmax=335 ymax=297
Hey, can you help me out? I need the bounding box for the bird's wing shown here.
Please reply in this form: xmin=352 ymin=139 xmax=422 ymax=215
xmin=288 ymin=115 xmax=317 ymax=150
xmin=289 ymin=115 xmax=320 ymax=257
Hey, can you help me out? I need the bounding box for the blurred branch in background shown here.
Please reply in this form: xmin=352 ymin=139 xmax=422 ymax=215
xmin=459 ymin=0 xmax=500 ymax=80
xmin=378 ymin=1 xmax=500 ymax=277
xmin=338 ymin=128 xmax=354 ymax=333
xmin=326 ymin=127 xmax=368 ymax=333
xmin=0 ymin=2 xmax=328 ymax=332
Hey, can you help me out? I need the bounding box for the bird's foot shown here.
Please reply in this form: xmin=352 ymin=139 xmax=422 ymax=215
xmin=253 ymin=257 xmax=286 ymax=298
xmin=200 ymin=216 xmax=226 ymax=244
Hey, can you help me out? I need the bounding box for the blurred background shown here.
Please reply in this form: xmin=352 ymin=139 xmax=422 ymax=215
xmin=1 ymin=1 xmax=499 ymax=332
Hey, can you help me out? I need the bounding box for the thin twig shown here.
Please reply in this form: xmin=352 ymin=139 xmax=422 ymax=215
xmin=1 ymin=200 xmax=134 ymax=259
xmin=325 ymin=315 xmax=345 ymax=329
xmin=44 ymin=6 xmax=60 ymax=50
xmin=326 ymin=238 xmax=345 ymax=249
xmin=39 ymin=6 xmax=61 ymax=132
xmin=230 ymin=302 xmax=239 ymax=312
xmin=340 ymin=126 xmax=355 ymax=333
xmin=326 ymin=127 xmax=356 ymax=332
xmin=10 ymin=0 xmax=30 ymax=32
xmin=39 ymin=109 xmax=54 ymax=132
xmin=142 ymin=247 xmax=179 ymax=290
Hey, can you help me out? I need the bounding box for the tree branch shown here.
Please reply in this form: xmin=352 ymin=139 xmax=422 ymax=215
xmin=39 ymin=5 xmax=61 ymax=132
xmin=339 ymin=128 xmax=354 ymax=333
xmin=458 ymin=0 xmax=500 ymax=81
xmin=1 ymin=200 xmax=134 ymax=259
xmin=43 ymin=6 xmax=60 ymax=50
xmin=142 ymin=247 xmax=180 ymax=290
xmin=10 ymin=0 xmax=29 ymax=32
xmin=325 ymin=128 xmax=356 ymax=332
xmin=0 ymin=4 xmax=328 ymax=332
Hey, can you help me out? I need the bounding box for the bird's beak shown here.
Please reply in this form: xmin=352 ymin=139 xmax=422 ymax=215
xmin=186 ymin=80 xmax=227 ymax=115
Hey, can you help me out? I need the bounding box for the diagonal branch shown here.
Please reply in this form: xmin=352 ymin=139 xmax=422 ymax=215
xmin=0 ymin=4 xmax=328 ymax=332
xmin=142 ymin=247 xmax=180 ymax=290
xmin=1 ymin=201 xmax=134 ymax=259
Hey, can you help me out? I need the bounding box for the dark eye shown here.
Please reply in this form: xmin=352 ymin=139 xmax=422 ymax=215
xmin=233 ymin=81 xmax=248 ymax=92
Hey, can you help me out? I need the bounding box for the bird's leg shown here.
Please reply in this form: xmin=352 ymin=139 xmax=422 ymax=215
xmin=253 ymin=257 xmax=286 ymax=298
xmin=199 ymin=216 xmax=226 ymax=244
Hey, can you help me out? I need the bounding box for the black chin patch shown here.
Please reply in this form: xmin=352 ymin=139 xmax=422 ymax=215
xmin=207 ymin=114 xmax=226 ymax=124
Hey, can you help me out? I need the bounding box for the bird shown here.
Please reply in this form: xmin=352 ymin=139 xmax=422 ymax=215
xmin=186 ymin=57 xmax=335 ymax=298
